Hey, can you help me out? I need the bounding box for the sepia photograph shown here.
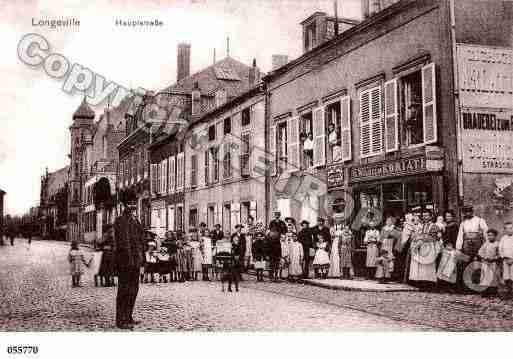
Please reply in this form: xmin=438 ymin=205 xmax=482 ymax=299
xmin=1 ymin=0 xmax=513 ymax=349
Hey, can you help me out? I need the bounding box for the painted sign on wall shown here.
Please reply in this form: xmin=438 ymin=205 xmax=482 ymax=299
xmin=462 ymin=108 xmax=513 ymax=173
xmin=457 ymin=44 xmax=513 ymax=108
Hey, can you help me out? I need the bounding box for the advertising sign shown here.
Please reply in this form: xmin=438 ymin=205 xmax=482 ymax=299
xmin=462 ymin=108 xmax=513 ymax=173
xmin=457 ymin=44 xmax=513 ymax=108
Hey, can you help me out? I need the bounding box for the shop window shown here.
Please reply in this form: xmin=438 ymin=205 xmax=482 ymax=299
xmin=223 ymin=117 xmax=231 ymax=134
xmin=241 ymin=132 xmax=251 ymax=177
xmin=240 ymin=201 xmax=250 ymax=225
xmin=189 ymin=208 xmax=198 ymax=229
xmin=277 ymin=121 xmax=287 ymax=173
xmin=325 ymin=101 xmax=341 ymax=163
xmin=241 ymin=107 xmax=251 ymax=127
xmin=191 ymin=154 xmax=197 ymax=188
xmin=406 ymin=180 xmax=433 ymax=212
xmin=401 ymin=71 xmax=423 ymax=146
xmin=383 ymin=183 xmax=405 ymax=219
xmin=208 ymin=125 xmax=216 ymax=141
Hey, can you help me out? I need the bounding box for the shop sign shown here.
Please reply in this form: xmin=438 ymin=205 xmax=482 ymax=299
xmin=462 ymin=108 xmax=513 ymax=173
xmin=457 ymin=44 xmax=513 ymax=108
xmin=327 ymin=164 xmax=345 ymax=188
xmin=350 ymin=156 xmax=432 ymax=183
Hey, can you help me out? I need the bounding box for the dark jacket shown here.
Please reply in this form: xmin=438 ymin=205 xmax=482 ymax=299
xmin=230 ymin=232 xmax=246 ymax=261
xmin=298 ymin=228 xmax=314 ymax=254
xmin=269 ymin=219 xmax=287 ymax=235
xmin=211 ymin=229 xmax=224 ymax=244
xmin=113 ymin=212 xmax=145 ymax=270
xmin=252 ymin=239 xmax=267 ymax=261
xmin=267 ymin=235 xmax=282 ymax=260
xmin=445 ymin=221 xmax=459 ymax=247
xmin=312 ymin=225 xmax=331 ymax=244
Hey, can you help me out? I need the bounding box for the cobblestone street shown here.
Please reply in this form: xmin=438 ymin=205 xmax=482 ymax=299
xmin=1 ymin=240 xmax=513 ymax=331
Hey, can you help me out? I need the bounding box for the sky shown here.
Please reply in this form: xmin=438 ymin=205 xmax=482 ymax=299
xmin=0 ymin=0 xmax=361 ymax=216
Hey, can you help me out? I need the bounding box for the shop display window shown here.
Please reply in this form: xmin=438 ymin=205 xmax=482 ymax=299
xmin=406 ymin=180 xmax=433 ymax=212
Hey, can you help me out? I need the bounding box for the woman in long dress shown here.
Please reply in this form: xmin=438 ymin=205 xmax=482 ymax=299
xmin=339 ymin=225 xmax=354 ymax=279
xmin=328 ymin=224 xmax=341 ymax=278
xmin=409 ymin=211 xmax=442 ymax=290
xmin=201 ymin=229 xmax=213 ymax=281
xmin=288 ymin=233 xmax=304 ymax=280
xmin=189 ymin=236 xmax=203 ymax=281
xmin=364 ymin=223 xmax=381 ymax=279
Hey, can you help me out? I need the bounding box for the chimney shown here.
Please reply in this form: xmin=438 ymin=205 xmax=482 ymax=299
xmin=272 ymin=54 xmax=289 ymax=71
xmin=177 ymin=43 xmax=191 ymax=82
xmin=248 ymin=58 xmax=261 ymax=87
xmin=191 ymin=81 xmax=201 ymax=115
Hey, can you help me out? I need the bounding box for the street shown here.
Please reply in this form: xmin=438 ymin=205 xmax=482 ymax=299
xmin=1 ymin=240 xmax=513 ymax=331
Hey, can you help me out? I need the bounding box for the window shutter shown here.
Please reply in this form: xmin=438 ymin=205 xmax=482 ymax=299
xmin=269 ymin=125 xmax=277 ymax=176
xmin=214 ymin=204 xmax=219 ymax=227
xmin=370 ymin=86 xmax=383 ymax=155
xmin=287 ymin=116 xmax=300 ymax=172
xmin=231 ymin=202 xmax=240 ymax=231
xmin=169 ymin=156 xmax=175 ymax=193
xmin=384 ymin=79 xmax=399 ymax=153
xmin=155 ymin=163 xmax=161 ymax=194
xmin=360 ymin=90 xmax=371 ymax=157
xmin=422 ymin=62 xmax=438 ymax=144
xmin=176 ymin=153 xmax=184 ymax=191
xmin=163 ymin=159 xmax=168 ymax=193
xmin=202 ymin=206 xmax=208 ymax=226
xmin=312 ymin=107 xmax=326 ymax=167
xmin=204 ymin=150 xmax=210 ymax=185
xmin=219 ymin=143 xmax=225 ymax=179
xmin=340 ymin=96 xmax=352 ymax=161
xmin=250 ymin=200 xmax=257 ymax=221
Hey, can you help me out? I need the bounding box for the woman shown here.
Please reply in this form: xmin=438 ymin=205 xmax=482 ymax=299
xmin=97 ymin=224 xmax=116 ymax=287
xmin=409 ymin=211 xmax=442 ymax=290
xmin=338 ymin=225 xmax=354 ymax=279
xmin=364 ymin=222 xmax=380 ymax=279
xmin=288 ymin=232 xmax=304 ymax=281
xmin=189 ymin=232 xmax=203 ymax=281
xmin=444 ymin=210 xmax=459 ymax=248
xmin=201 ymin=229 xmax=213 ymax=281
xmin=328 ymin=219 xmax=342 ymax=278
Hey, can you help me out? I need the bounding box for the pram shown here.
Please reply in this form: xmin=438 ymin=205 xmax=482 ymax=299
xmin=213 ymin=240 xmax=238 ymax=292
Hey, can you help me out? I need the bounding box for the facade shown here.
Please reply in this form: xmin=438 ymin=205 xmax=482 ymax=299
xmin=40 ymin=166 xmax=69 ymax=240
xmin=185 ymin=83 xmax=265 ymax=234
xmin=0 ymin=189 xmax=5 ymax=238
xmin=264 ymin=0 xmax=512 ymax=273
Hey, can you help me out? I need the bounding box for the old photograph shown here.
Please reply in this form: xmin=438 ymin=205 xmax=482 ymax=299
xmin=1 ymin=0 xmax=513 ymax=338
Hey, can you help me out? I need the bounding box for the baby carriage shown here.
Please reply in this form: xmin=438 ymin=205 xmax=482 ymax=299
xmin=213 ymin=240 xmax=238 ymax=292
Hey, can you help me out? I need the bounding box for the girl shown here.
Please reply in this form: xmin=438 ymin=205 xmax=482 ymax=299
xmin=364 ymin=222 xmax=381 ymax=279
xmin=176 ymin=238 xmax=188 ymax=282
xmin=288 ymin=233 xmax=304 ymax=281
xmin=280 ymin=234 xmax=291 ymax=279
xmin=328 ymin=221 xmax=341 ymax=278
xmin=163 ymin=231 xmax=178 ymax=282
xmin=188 ymin=233 xmax=202 ymax=281
xmin=478 ymin=229 xmax=501 ymax=297
xmin=144 ymin=241 xmax=159 ymax=283
xmin=201 ymin=229 xmax=213 ymax=281
xmin=313 ymin=234 xmax=330 ymax=279
xmin=338 ymin=225 xmax=354 ymax=279
xmin=252 ymin=231 xmax=267 ymax=282
xmin=68 ymin=241 xmax=90 ymax=287
xmin=437 ymin=241 xmax=458 ymax=292
xmin=375 ymin=249 xmax=394 ymax=283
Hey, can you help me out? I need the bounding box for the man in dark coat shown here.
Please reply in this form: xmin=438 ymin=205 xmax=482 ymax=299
xmin=298 ymin=220 xmax=314 ymax=278
xmin=269 ymin=211 xmax=287 ymax=235
xmin=311 ymin=217 xmax=331 ymax=246
xmin=211 ymin=223 xmax=224 ymax=245
xmin=267 ymin=229 xmax=282 ymax=282
xmin=230 ymin=224 xmax=246 ymax=282
xmin=113 ymin=190 xmax=145 ymax=330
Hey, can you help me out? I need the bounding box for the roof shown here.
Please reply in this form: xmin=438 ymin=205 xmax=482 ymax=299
xmin=73 ymin=98 xmax=95 ymax=121
xmin=162 ymin=56 xmax=252 ymax=100
xmin=0 ymin=189 xmax=5 ymax=195
xmin=47 ymin=166 xmax=69 ymax=197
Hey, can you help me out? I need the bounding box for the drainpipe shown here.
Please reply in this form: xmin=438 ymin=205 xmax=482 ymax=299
xmin=264 ymin=82 xmax=270 ymax=227
xmin=449 ymin=0 xmax=464 ymax=216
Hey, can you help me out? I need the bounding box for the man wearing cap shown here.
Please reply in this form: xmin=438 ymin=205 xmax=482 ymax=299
xmin=312 ymin=217 xmax=331 ymax=246
xmin=231 ymin=224 xmax=246 ymax=282
xmin=269 ymin=211 xmax=287 ymax=235
xmin=113 ymin=189 xmax=145 ymax=330
xmin=298 ymin=220 xmax=314 ymax=278
xmin=211 ymin=224 xmax=224 ymax=246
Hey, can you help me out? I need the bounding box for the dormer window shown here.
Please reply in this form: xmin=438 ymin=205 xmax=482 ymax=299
xmin=305 ymin=22 xmax=317 ymax=51
xmin=215 ymin=89 xmax=227 ymax=107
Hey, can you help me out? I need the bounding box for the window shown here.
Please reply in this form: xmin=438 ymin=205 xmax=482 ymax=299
xmin=168 ymin=156 xmax=175 ymax=192
xmin=277 ymin=122 xmax=287 ymax=172
xmin=224 ymin=117 xmax=231 ymax=134
xmin=223 ymin=142 xmax=232 ymax=179
xmin=176 ymin=153 xmax=184 ymax=190
xmin=207 ymin=205 xmax=215 ymax=229
xmin=191 ymin=154 xmax=198 ymax=187
xmin=359 ymin=86 xmax=383 ymax=158
xmin=189 ymin=208 xmax=198 ymax=229
xmin=211 ymin=146 xmax=219 ymax=182
xmin=241 ymin=133 xmax=251 ymax=177
xmin=208 ymin=125 xmax=216 ymax=141
xmin=176 ymin=206 xmax=183 ymax=231
xmin=241 ymin=107 xmax=251 ymax=127
xmin=102 ymin=136 xmax=107 ymax=159
xmin=223 ymin=203 xmax=231 ymax=233
xmin=305 ymin=22 xmax=317 ymax=51
xmin=204 ymin=150 xmax=210 ymax=185
xmin=215 ymin=89 xmax=227 ymax=107
xmin=325 ymin=102 xmax=341 ymax=163
xmin=241 ymin=201 xmax=250 ymax=225
xmin=401 ymin=71 xmax=423 ymax=146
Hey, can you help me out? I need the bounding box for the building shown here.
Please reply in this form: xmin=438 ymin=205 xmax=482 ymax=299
xmin=147 ymin=48 xmax=257 ymax=238
xmin=263 ymin=0 xmax=512 ymax=272
xmin=0 ymin=189 xmax=5 ymax=239
xmin=40 ymin=166 xmax=69 ymax=240
xmin=184 ymin=62 xmax=265 ymax=234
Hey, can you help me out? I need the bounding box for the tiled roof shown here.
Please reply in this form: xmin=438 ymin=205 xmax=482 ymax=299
xmin=47 ymin=166 xmax=69 ymax=196
xmin=73 ymin=98 xmax=95 ymax=119
xmin=162 ymin=56 xmax=252 ymax=100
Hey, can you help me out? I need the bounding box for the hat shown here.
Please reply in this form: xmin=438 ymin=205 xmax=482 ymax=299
xmin=235 ymin=224 xmax=244 ymax=229
xmin=274 ymin=210 xmax=281 ymax=214
xmin=284 ymin=217 xmax=296 ymax=223
xmin=300 ymin=220 xmax=309 ymax=226
xmin=463 ymin=205 xmax=473 ymax=212
xmin=317 ymin=217 xmax=325 ymax=223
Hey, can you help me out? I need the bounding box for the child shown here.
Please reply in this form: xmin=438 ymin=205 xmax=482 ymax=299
xmin=157 ymin=246 xmax=171 ymax=283
xmin=437 ymin=242 xmax=458 ymax=292
xmin=499 ymin=222 xmax=513 ymax=298
xmin=162 ymin=231 xmax=178 ymax=282
xmin=201 ymin=229 xmax=213 ymax=281
xmin=68 ymin=241 xmax=90 ymax=287
xmin=175 ymin=239 xmax=187 ymax=282
xmin=280 ymin=234 xmax=290 ymax=279
xmin=375 ymin=249 xmax=394 ymax=283
xmin=478 ymin=228 xmax=501 ymax=297
xmin=144 ymin=241 xmax=159 ymax=283
xmin=288 ymin=233 xmax=304 ymax=281
xmin=188 ymin=233 xmax=202 ymax=281
xmin=338 ymin=225 xmax=354 ymax=280
xmin=313 ymin=234 xmax=330 ymax=279
xmin=252 ymin=231 xmax=267 ymax=282
xmin=364 ymin=223 xmax=380 ymax=279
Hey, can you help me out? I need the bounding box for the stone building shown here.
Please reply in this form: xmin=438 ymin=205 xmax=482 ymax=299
xmin=40 ymin=166 xmax=69 ymax=240
xmin=263 ymin=0 xmax=512 ymax=273
xmin=0 ymin=189 xmax=5 ymax=239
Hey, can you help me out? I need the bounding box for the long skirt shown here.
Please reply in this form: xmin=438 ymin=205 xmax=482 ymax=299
xmin=339 ymin=245 xmax=352 ymax=268
xmin=409 ymin=241 xmax=439 ymax=283
xmin=366 ymin=243 xmax=378 ymax=267
xmin=329 ymin=240 xmax=340 ymax=277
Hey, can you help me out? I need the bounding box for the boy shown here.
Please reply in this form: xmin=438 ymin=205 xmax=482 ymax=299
xmin=478 ymin=228 xmax=500 ymax=297
xmin=499 ymin=222 xmax=513 ymax=298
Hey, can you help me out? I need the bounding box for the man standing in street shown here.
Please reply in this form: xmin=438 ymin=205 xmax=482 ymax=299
xmin=231 ymin=224 xmax=246 ymax=282
xmin=211 ymin=223 xmax=224 ymax=246
xmin=298 ymin=220 xmax=314 ymax=278
xmin=312 ymin=217 xmax=331 ymax=247
xmin=113 ymin=189 xmax=145 ymax=330
xmin=269 ymin=211 xmax=287 ymax=236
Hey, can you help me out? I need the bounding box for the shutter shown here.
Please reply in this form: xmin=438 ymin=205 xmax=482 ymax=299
xmin=197 ymin=150 xmax=204 ymax=187
xmin=269 ymin=124 xmax=277 ymax=176
xmin=370 ymin=86 xmax=383 ymax=155
xmin=287 ymin=116 xmax=300 ymax=172
xmin=249 ymin=200 xmax=257 ymax=221
xmin=384 ymin=78 xmax=399 ymax=152
xmin=359 ymin=90 xmax=371 ymax=157
xmin=176 ymin=153 xmax=184 ymax=191
xmin=202 ymin=206 xmax=208 ymax=226
xmin=163 ymin=159 xmax=168 ymax=193
xmin=312 ymin=107 xmax=326 ymax=167
xmin=151 ymin=163 xmax=157 ymax=194
xmin=422 ymin=62 xmax=438 ymax=144
xmin=340 ymin=96 xmax=352 ymax=161
xmin=214 ymin=204 xmax=219 ymax=227
xmin=205 ymin=150 xmax=210 ymax=185
xmin=169 ymin=156 xmax=175 ymax=193
xmin=168 ymin=206 xmax=175 ymax=231
xmin=219 ymin=142 xmax=224 ymax=179
xmin=223 ymin=142 xmax=230 ymax=179
xmin=231 ymin=202 xmax=240 ymax=231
